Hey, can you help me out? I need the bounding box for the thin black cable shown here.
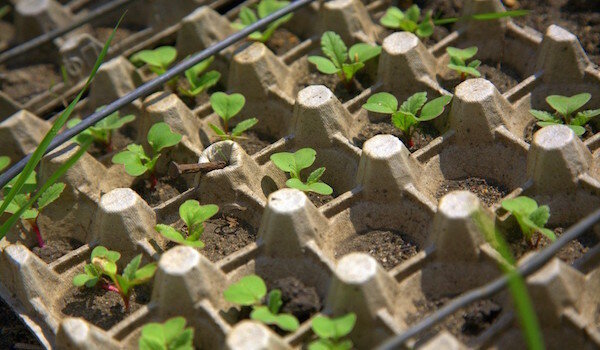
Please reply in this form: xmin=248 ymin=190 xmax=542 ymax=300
xmin=0 ymin=0 xmax=316 ymax=188
xmin=0 ymin=0 xmax=140 ymax=63
xmin=378 ymin=206 xmax=600 ymax=350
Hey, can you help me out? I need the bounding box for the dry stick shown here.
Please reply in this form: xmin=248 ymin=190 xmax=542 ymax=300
xmin=168 ymin=161 xmax=227 ymax=178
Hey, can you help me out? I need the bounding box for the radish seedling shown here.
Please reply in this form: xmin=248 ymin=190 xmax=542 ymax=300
xmin=446 ymin=46 xmax=481 ymax=79
xmin=67 ymin=109 xmax=135 ymax=152
xmin=73 ymin=246 xmax=157 ymax=310
xmin=529 ymin=93 xmax=600 ymax=136
xmin=179 ymin=56 xmax=221 ymax=97
xmin=308 ymin=31 xmax=381 ymax=88
xmin=0 ymin=156 xmax=9 ymax=173
xmin=112 ymin=122 xmax=182 ymax=187
xmin=362 ymin=92 xmax=452 ymax=148
xmin=501 ymin=196 xmax=556 ymax=247
xmin=130 ymin=46 xmax=177 ymax=75
xmin=270 ymin=148 xmax=333 ymax=195
xmin=155 ymin=200 xmax=219 ymax=248
xmin=380 ymin=5 xmax=434 ymax=38
xmin=1 ymin=171 xmax=64 ymax=248
xmin=208 ymin=92 xmax=258 ymax=140
xmin=309 ymin=313 xmax=356 ymax=350
xmin=232 ymin=0 xmax=292 ymax=43
xmin=224 ymin=274 xmax=300 ymax=332
xmin=139 ymin=317 xmax=194 ymax=350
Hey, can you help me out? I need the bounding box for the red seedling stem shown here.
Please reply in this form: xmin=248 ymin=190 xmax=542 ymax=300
xmin=29 ymin=219 xmax=44 ymax=248
xmin=150 ymin=173 xmax=158 ymax=190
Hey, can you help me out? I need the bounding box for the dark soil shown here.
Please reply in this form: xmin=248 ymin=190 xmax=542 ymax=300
xmin=524 ymin=120 xmax=596 ymax=143
xmin=439 ymin=61 xmax=521 ymax=93
xmin=266 ymin=28 xmax=301 ymax=56
xmin=512 ymin=0 xmax=600 ymax=66
xmin=353 ymin=121 xmax=440 ymax=151
xmin=93 ymin=27 xmax=136 ymax=46
xmin=408 ymin=296 xmax=502 ymax=343
xmin=298 ymin=71 xmax=373 ymax=103
xmin=269 ymin=277 xmax=321 ymax=323
xmin=0 ymin=298 xmax=41 ymax=349
xmin=132 ymin=176 xmax=188 ymax=206
xmin=234 ymin=130 xmax=275 ymax=155
xmin=31 ymin=237 xmax=83 ymax=264
xmin=436 ymin=177 xmax=509 ymax=207
xmin=0 ymin=63 xmax=61 ymax=104
xmin=306 ymin=191 xmax=334 ymax=207
xmin=61 ymin=284 xmax=151 ymax=330
xmin=198 ymin=214 xmax=257 ymax=262
xmin=509 ymin=227 xmax=599 ymax=264
xmin=335 ymin=229 xmax=420 ymax=270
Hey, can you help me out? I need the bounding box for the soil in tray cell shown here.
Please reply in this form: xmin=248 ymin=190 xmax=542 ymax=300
xmin=336 ymin=229 xmax=420 ymax=270
xmin=524 ymin=120 xmax=597 ymax=143
xmin=436 ymin=177 xmax=509 ymax=207
xmin=234 ymin=131 xmax=274 ymax=155
xmin=513 ymin=0 xmax=600 ymax=66
xmin=265 ymin=28 xmax=302 ymax=56
xmin=0 ymin=63 xmax=61 ymax=104
xmin=0 ymin=298 xmax=41 ymax=349
xmin=509 ymin=227 xmax=599 ymax=264
xmin=306 ymin=191 xmax=335 ymax=207
xmin=353 ymin=121 xmax=440 ymax=152
xmin=61 ymin=284 xmax=151 ymax=330
xmin=439 ymin=60 xmax=522 ymax=94
xmin=298 ymin=70 xmax=374 ymax=103
xmin=198 ymin=214 xmax=257 ymax=262
xmin=132 ymin=175 xmax=188 ymax=207
xmin=408 ymin=296 xmax=502 ymax=344
xmin=32 ymin=237 xmax=83 ymax=264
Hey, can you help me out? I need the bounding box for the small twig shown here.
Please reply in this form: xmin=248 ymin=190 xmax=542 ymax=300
xmin=169 ymin=161 xmax=226 ymax=178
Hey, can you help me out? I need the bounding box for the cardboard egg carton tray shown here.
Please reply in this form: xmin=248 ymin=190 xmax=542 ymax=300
xmin=1 ymin=0 xmax=600 ymax=348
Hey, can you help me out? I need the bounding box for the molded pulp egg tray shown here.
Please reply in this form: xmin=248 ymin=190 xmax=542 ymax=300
xmin=0 ymin=0 xmax=600 ymax=348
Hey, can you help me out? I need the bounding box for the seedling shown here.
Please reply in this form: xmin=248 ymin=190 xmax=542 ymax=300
xmin=179 ymin=56 xmax=221 ymax=97
xmin=0 ymin=171 xmax=64 ymax=248
xmin=501 ymin=196 xmax=556 ymax=247
xmin=232 ymin=0 xmax=292 ymax=43
xmin=380 ymin=5 xmax=433 ymax=38
xmin=223 ymin=274 xmax=299 ymax=332
xmin=130 ymin=46 xmax=177 ymax=75
xmin=112 ymin=122 xmax=182 ymax=187
xmin=308 ymin=31 xmax=381 ymax=88
xmin=139 ymin=317 xmax=194 ymax=350
xmin=208 ymin=92 xmax=258 ymax=140
xmin=446 ymin=46 xmax=481 ymax=80
xmin=270 ymin=148 xmax=333 ymax=195
xmin=67 ymin=109 xmax=135 ymax=152
xmin=362 ymin=92 xmax=452 ymax=148
xmin=73 ymin=246 xmax=157 ymax=310
xmin=529 ymin=93 xmax=600 ymax=136
xmin=0 ymin=5 xmax=10 ymax=20
xmin=0 ymin=156 xmax=9 ymax=173
xmin=155 ymin=200 xmax=219 ymax=248
xmin=309 ymin=313 xmax=356 ymax=350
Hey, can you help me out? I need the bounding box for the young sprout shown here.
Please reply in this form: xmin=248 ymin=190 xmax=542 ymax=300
xmin=308 ymin=31 xmax=381 ymax=88
xmin=130 ymin=46 xmax=177 ymax=75
xmin=446 ymin=46 xmax=481 ymax=80
xmin=155 ymin=200 xmax=219 ymax=248
xmin=208 ymin=92 xmax=258 ymax=140
xmin=73 ymin=246 xmax=157 ymax=310
xmin=139 ymin=316 xmax=194 ymax=350
xmin=0 ymin=171 xmax=64 ymax=248
xmin=0 ymin=5 xmax=10 ymax=20
xmin=67 ymin=109 xmax=135 ymax=152
xmin=232 ymin=0 xmax=293 ymax=43
xmin=179 ymin=56 xmax=221 ymax=97
xmin=112 ymin=122 xmax=182 ymax=188
xmin=223 ymin=274 xmax=299 ymax=332
xmin=501 ymin=196 xmax=556 ymax=247
xmin=309 ymin=313 xmax=357 ymax=350
xmin=362 ymin=92 xmax=452 ymax=148
xmin=0 ymin=156 xmax=9 ymax=173
xmin=529 ymin=93 xmax=600 ymax=137
xmin=380 ymin=5 xmax=433 ymax=38
xmin=270 ymin=148 xmax=333 ymax=195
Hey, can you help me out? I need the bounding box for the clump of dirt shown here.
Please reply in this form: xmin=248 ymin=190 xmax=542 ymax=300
xmin=436 ymin=177 xmax=509 ymax=207
xmin=32 ymin=237 xmax=83 ymax=264
xmin=306 ymin=191 xmax=335 ymax=207
xmin=0 ymin=63 xmax=61 ymax=104
xmin=270 ymin=277 xmax=321 ymax=322
xmin=133 ymin=176 xmax=188 ymax=206
xmin=266 ymin=28 xmax=302 ymax=56
xmin=0 ymin=298 xmax=41 ymax=349
xmin=234 ymin=131 xmax=276 ymax=155
xmin=199 ymin=215 xmax=257 ymax=262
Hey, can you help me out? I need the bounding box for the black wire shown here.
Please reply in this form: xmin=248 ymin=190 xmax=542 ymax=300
xmin=377 ymin=206 xmax=600 ymax=350
xmin=0 ymin=0 xmax=316 ymax=189
xmin=0 ymin=0 xmax=140 ymax=63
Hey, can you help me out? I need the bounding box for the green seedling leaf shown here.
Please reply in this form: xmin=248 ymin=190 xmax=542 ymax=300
xmin=501 ymin=196 xmax=556 ymax=243
xmin=341 ymin=62 xmax=364 ymax=82
xmin=148 ymin=122 xmax=182 ymax=154
xmin=270 ymin=148 xmax=316 ymax=179
xmin=380 ymin=5 xmax=434 ymax=38
xmin=0 ymin=156 xmax=10 ymax=173
xmin=209 ymin=123 xmax=228 ymax=138
xmin=447 ymin=64 xmax=481 ymax=77
xmin=348 ymin=43 xmax=381 ymax=63
xmin=36 ymin=182 xmax=65 ymax=210
xmin=155 ymin=224 xmax=205 ymax=248
xmin=446 ymin=46 xmax=481 ymax=78
xmin=233 ymin=0 xmax=292 ymax=42
xmin=210 ymin=92 xmax=246 ymax=122
xmin=91 ymin=245 xmax=121 ymax=262
xmin=3 ymin=171 xmax=37 ymax=195
xmin=307 ymin=167 xmax=325 ymax=184
xmin=546 ymin=93 xmax=590 ymax=116
xmin=307 ymin=56 xmax=339 ymax=75
xmin=419 ymin=95 xmax=453 ymax=121
xmin=180 ymin=200 xmax=218 ymax=232
xmin=231 ymin=118 xmax=259 ymax=137
xmin=285 ymin=178 xmax=333 ymax=195
xmin=0 ymin=194 xmax=38 ymax=220
xmin=530 ymin=93 xmax=598 ymax=137
xmin=309 ymin=313 xmax=356 ymax=350
xmin=400 ymin=92 xmax=427 ymax=115
xmin=446 ymin=46 xmax=478 ymax=60
xmin=139 ymin=317 xmax=194 ymax=350
xmin=181 ymin=56 xmax=221 ymax=96
xmin=223 ymin=274 xmax=267 ymax=305
xmin=362 ymin=92 xmax=398 ymax=114
xmin=321 ymin=31 xmax=347 ymax=68
xmin=529 ymin=110 xmax=557 ymax=123
xmin=250 ymin=306 xmax=299 ymax=332
xmin=380 ymin=7 xmax=405 ymax=28
xmin=112 ymin=145 xmax=149 ymax=176
xmin=130 ymin=46 xmax=177 ymax=74
xmin=267 ymin=289 xmax=283 ymax=314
